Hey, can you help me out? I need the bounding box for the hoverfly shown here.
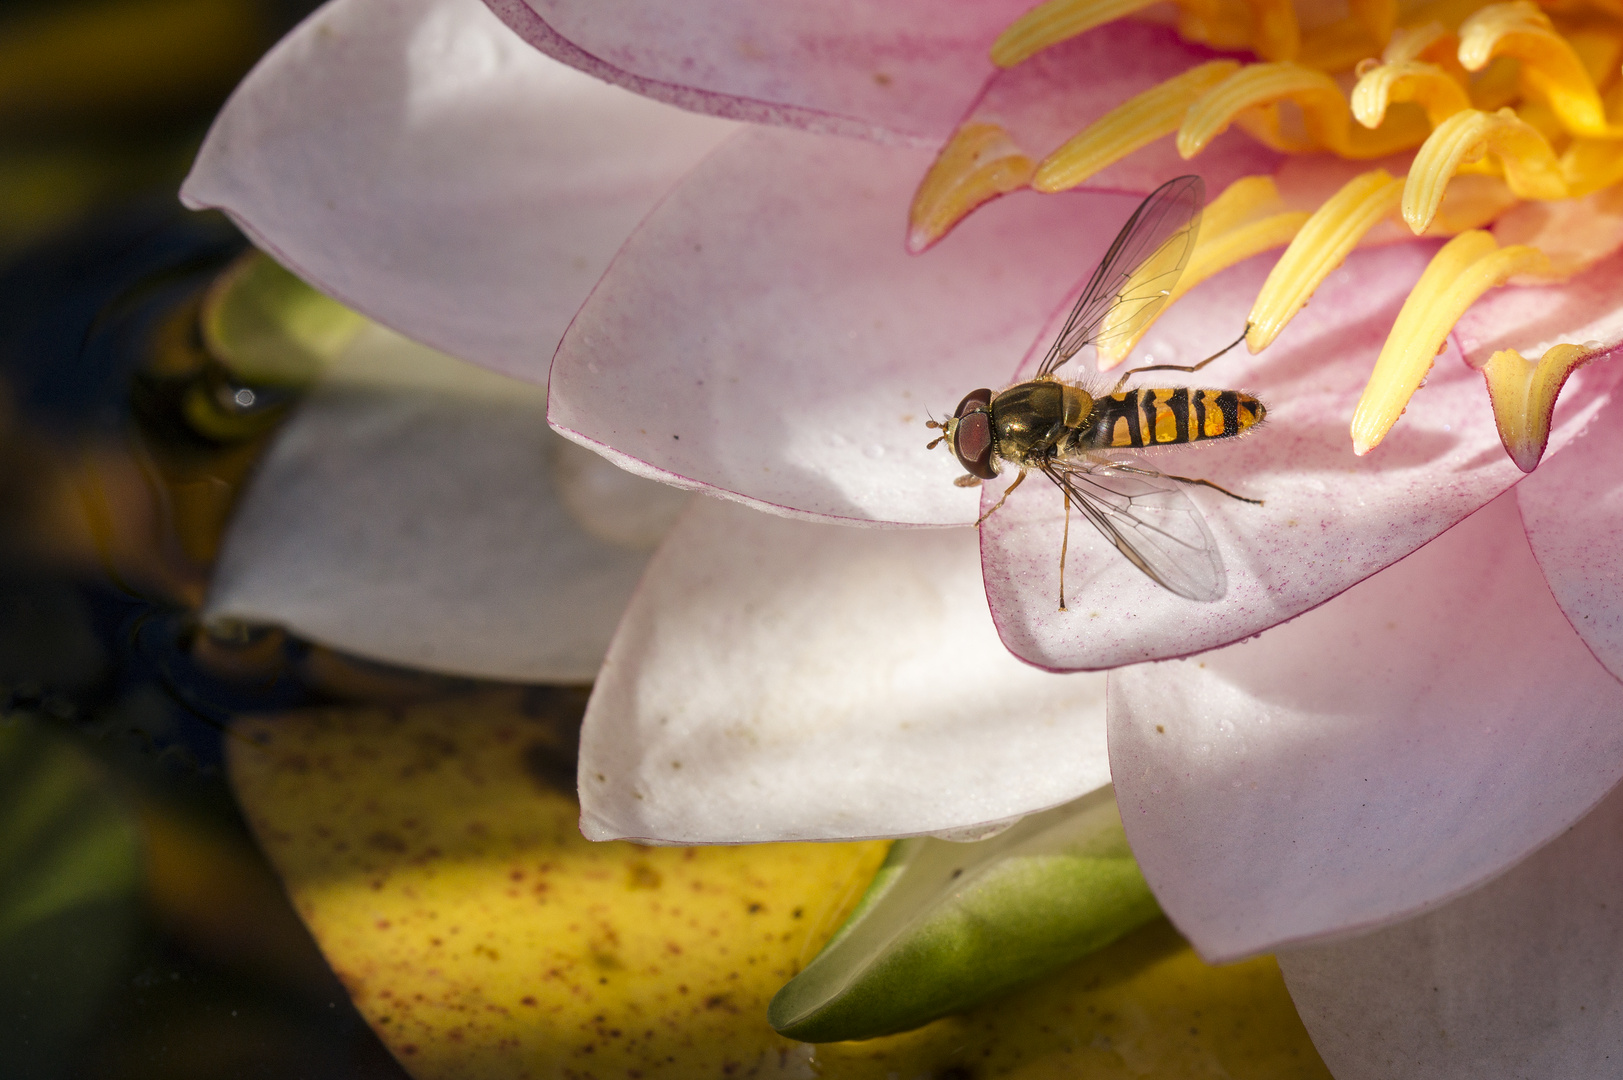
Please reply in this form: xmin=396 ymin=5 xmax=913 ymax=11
xmin=926 ymin=175 xmax=1264 ymax=607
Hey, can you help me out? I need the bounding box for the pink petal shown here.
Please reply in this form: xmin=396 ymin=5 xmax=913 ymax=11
xmin=483 ymin=0 xmax=1031 ymax=143
xmin=1518 ymin=384 xmax=1623 ymax=681
xmin=207 ymin=325 xmax=673 ymax=682
xmin=981 ymin=242 xmax=1622 ymax=670
xmin=549 ymin=126 xmax=1151 ymax=525
xmin=953 ymin=24 xmax=1280 ymax=195
xmin=1108 ymin=492 xmax=1623 ymax=963
xmin=579 ymin=497 xmax=1111 ymax=843
xmin=1455 ymin=248 xmax=1623 ymax=367
xmin=1277 ymin=778 xmax=1623 ymax=1078
xmin=181 ymin=0 xmax=736 ymax=383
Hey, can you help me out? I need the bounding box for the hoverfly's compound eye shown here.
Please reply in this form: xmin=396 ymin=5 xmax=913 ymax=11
xmin=951 ymin=388 xmax=997 ymax=479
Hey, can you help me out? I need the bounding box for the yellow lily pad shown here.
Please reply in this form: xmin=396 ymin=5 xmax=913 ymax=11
xmin=228 ymin=688 xmax=1331 ymax=1078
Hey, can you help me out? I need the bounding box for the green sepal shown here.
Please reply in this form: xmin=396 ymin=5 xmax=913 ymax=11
xmin=768 ymin=786 xmax=1161 ymax=1042
xmin=200 ymin=250 xmax=364 ymax=387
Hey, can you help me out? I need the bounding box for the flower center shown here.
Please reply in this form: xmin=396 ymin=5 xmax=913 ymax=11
xmin=914 ymin=0 xmax=1623 ymax=470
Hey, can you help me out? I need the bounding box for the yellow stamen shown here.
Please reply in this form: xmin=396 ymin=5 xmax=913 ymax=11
xmin=1482 ymin=342 xmax=1598 ymax=470
xmin=1349 ymin=0 xmax=1398 ymax=49
xmin=1239 ymin=0 xmax=1303 ymax=62
xmin=1297 ymin=19 xmax=1386 ymax=73
xmin=1033 ymin=62 xmax=1240 ymax=192
xmin=992 ymin=0 xmax=1303 ymax=67
xmin=1402 ymin=108 xmax=1568 ymax=233
xmin=1565 ymin=23 xmax=1623 ymax=86
xmin=1457 ymin=2 xmax=1616 ymax=137
xmin=991 ymin=0 xmax=1165 ymax=68
xmin=1381 ymin=21 xmax=1456 ymax=65
xmin=1560 ymin=137 xmax=1623 ymax=196
xmin=1170 ymin=0 xmax=1256 ymax=53
xmin=1351 ymin=60 xmax=1471 ymax=128
xmin=1178 ymin=63 xmax=1431 ymax=159
xmin=1351 ymin=230 xmax=1552 ymax=453
xmin=1096 ymin=175 xmax=1310 ymax=367
xmin=1248 ymin=170 xmax=1405 ymax=352
xmin=907 ymin=122 xmax=1035 ymax=254
xmin=1469 ymin=55 xmax=1524 ymax=112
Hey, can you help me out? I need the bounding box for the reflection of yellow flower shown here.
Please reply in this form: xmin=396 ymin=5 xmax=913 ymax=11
xmin=917 ymin=0 xmax=1623 ymax=471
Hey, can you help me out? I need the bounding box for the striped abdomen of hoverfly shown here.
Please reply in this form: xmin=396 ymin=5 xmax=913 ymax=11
xmin=1072 ymin=387 xmax=1264 ymax=452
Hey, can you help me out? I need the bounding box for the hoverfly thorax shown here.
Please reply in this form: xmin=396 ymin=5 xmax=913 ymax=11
xmin=925 ymin=175 xmax=1267 ymax=607
xmin=989 ymin=381 xmax=1099 ymax=467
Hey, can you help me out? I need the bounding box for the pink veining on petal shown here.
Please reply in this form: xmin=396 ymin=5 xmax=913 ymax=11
xmin=1278 ymin=776 xmax=1623 ymax=1078
xmin=1517 ymin=387 xmax=1623 ymax=683
xmin=979 ymin=242 xmax=1622 ymax=671
xmin=484 ymin=0 xmax=1032 ymax=144
xmin=549 ymin=126 xmax=1149 ymax=526
xmin=181 ymin=0 xmax=736 ymax=383
xmin=1108 ymin=492 xmax=1623 ymax=962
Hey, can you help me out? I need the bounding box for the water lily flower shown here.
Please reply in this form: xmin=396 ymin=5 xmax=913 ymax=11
xmin=184 ymin=0 xmax=1623 ymax=1071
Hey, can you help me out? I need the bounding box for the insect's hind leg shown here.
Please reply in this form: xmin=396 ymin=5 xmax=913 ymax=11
xmin=1114 ymin=463 xmax=1263 ymax=505
xmin=1110 ymin=324 xmax=1250 ymax=394
xmin=975 ymin=468 xmax=1028 ymax=526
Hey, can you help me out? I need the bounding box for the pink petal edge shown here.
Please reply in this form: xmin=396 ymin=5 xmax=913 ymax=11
xmin=1517 ymin=379 xmax=1623 ymax=682
xmin=483 ymin=0 xmax=1032 ymax=144
xmin=181 ymin=0 xmax=736 ymax=382
xmin=1108 ymin=491 xmax=1623 ymax=962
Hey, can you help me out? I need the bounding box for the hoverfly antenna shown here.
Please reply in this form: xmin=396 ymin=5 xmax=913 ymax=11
xmin=924 ymin=411 xmax=946 ymax=450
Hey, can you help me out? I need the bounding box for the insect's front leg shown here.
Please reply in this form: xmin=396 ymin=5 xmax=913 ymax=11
xmin=975 ymin=468 xmax=1028 ymax=526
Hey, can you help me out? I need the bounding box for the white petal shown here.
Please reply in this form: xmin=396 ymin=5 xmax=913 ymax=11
xmin=181 ymin=0 xmax=736 ymax=381
xmin=487 ymin=0 xmax=1027 ymax=142
xmin=579 ymin=497 xmax=1111 ymax=842
xmin=549 ymin=125 xmax=1149 ymax=525
xmin=206 ymin=324 xmax=678 ymax=681
xmin=1518 ymin=387 xmax=1623 ymax=681
xmin=1108 ymin=492 xmax=1623 ymax=961
xmin=1278 ymin=778 xmax=1623 ymax=1079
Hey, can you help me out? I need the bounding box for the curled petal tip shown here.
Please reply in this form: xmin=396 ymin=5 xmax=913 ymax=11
xmin=908 ymin=122 xmax=1034 ymax=252
xmin=1484 ymin=343 xmax=1597 ymax=472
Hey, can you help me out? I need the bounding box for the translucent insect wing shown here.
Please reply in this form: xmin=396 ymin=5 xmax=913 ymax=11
xmin=1037 ymin=176 xmax=1204 ymax=378
xmin=1043 ymin=456 xmax=1225 ymax=601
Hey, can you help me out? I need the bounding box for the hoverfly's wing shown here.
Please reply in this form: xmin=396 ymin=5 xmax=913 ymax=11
xmin=1039 ymin=455 xmax=1225 ymax=601
xmin=1036 ymin=175 xmax=1204 ymax=379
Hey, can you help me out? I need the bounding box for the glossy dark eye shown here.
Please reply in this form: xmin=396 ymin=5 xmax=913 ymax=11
xmin=954 ymin=388 xmax=993 ymax=419
xmin=951 ymin=388 xmax=997 ymax=479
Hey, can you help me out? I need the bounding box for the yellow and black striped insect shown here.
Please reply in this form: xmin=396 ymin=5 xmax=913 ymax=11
xmin=927 ymin=175 xmax=1264 ymax=606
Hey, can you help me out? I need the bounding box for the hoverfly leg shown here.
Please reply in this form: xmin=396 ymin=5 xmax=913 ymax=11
xmin=975 ymin=468 xmax=1028 ymax=526
xmin=1113 ymin=463 xmax=1263 ymax=505
xmin=1110 ymin=324 xmax=1250 ymax=394
xmin=953 ymin=474 xmax=982 ymax=488
xmin=1058 ymin=493 xmax=1071 ymax=611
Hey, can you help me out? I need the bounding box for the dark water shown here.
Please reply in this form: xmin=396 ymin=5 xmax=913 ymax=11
xmin=0 ymin=3 xmax=563 ymax=1076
